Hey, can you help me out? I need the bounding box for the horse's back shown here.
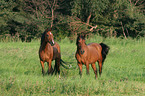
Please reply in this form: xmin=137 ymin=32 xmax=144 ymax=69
xmin=52 ymin=42 xmax=61 ymax=60
xmin=88 ymin=43 xmax=102 ymax=52
xmin=87 ymin=43 xmax=102 ymax=61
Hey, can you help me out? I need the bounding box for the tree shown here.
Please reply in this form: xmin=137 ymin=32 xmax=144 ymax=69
xmin=71 ymin=0 xmax=110 ymax=32
xmin=71 ymin=0 xmax=145 ymax=38
xmin=0 ymin=0 xmax=144 ymax=41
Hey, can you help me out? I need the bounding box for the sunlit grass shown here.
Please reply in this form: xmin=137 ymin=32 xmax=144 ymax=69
xmin=0 ymin=36 xmax=145 ymax=95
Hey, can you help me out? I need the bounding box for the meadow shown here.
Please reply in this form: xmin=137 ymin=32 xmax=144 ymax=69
xmin=0 ymin=36 xmax=145 ymax=96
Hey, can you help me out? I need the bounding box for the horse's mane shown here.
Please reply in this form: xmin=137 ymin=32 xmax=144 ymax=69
xmin=76 ymin=35 xmax=86 ymax=45
xmin=40 ymin=32 xmax=46 ymax=45
xmin=40 ymin=28 xmax=50 ymax=45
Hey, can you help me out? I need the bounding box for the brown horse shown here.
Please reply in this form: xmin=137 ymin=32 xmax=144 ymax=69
xmin=39 ymin=28 xmax=67 ymax=76
xmin=75 ymin=34 xmax=110 ymax=79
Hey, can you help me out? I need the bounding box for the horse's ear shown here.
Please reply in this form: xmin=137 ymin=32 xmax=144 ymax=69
xmin=45 ymin=27 xmax=52 ymax=32
xmin=77 ymin=33 xmax=80 ymax=37
xmin=50 ymin=27 xmax=52 ymax=31
xmin=45 ymin=28 xmax=49 ymax=32
xmin=83 ymin=34 xmax=86 ymax=39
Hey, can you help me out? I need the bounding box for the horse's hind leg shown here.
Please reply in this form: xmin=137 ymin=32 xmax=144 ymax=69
xmin=98 ymin=60 xmax=103 ymax=76
xmin=55 ymin=58 xmax=60 ymax=75
xmin=91 ymin=63 xmax=97 ymax=79
xmin=40 ymin=61 xmax=45 ymax=75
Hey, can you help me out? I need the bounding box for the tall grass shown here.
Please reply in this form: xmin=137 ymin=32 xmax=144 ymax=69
xmin=0 ymin=36 xmax=145 ymax=95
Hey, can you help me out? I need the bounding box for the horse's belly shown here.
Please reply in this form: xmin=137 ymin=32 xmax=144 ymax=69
xmin=88 ymin=59 xmax=98 ymax=64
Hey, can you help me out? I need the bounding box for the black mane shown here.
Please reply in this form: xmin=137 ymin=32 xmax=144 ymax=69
xmin=76 ymin=35 xmax=85 ymax=45
xmin=40 ymin=31 xmax=46 ymax=45
xmin=40 ymin=28 xmax=51 ymax=45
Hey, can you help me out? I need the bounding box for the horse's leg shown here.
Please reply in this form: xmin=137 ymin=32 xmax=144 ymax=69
xmin=40 ymin=61 xmax=45 ymax=75
xmin=53 ymin=61 xmax=56 ymax=74
xmin=55 ymin=58 xmax=60 ymax=75
xmin=52 ymin=64 xmax=55 ymax=75
xmin=47 ymin=60 xmax=53 ymax=75
xmin=86 ymin=63 xmax=90 ymax=75
xmin=91 ymin=63 xmax=97 ymax=79
xmin=57 ymin=58 xmax=60 ymax=75
xmin=78 ymin=63 xmax=83 ymax=77
xmin=98 ymin=60 xmax=103 ymax=76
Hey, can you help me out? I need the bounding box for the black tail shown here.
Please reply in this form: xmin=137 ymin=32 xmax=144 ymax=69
xmin=100 ymin=43 xmax=110 ymax=64
xmin=60 ymin=59 xmax=72 ymax=69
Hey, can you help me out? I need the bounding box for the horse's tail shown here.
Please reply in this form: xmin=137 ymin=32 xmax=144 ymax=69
xmin=100 ymin=43 xmax=110 ymax=64
xmin=60 ymin=59 xmax=72 ymax=69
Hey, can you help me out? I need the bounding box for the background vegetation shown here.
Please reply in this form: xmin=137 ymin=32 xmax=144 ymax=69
xmin=0 ymin=36 xmax=145 ymax=95
xmin=0 ymin=0 xmax=145 ymax=41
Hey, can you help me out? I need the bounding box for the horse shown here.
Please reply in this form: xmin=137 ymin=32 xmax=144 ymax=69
xmin=75 ymin=34 xmax=110 ymax=79
xmin=39 ymin=28 xmax=67 ymax=76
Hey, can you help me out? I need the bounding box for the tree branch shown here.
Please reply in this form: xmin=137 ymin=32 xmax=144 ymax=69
xmin=121 ymin=22 xmax=127 ymax=40
xmin=86 ymin=13 xmax=91 ymax=25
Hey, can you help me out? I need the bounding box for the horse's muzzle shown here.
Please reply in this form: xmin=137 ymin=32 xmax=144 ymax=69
xmin=50 ymin=40 xmax=55 ymax=46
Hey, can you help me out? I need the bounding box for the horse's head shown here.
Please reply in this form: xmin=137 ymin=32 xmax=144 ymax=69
xmin=76 ymin=34 xmax=86 ymax=47
xmin=45 ymin=29 xmax=55 ymax=46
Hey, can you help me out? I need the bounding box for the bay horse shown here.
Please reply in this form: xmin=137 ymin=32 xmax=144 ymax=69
xmin=75 ymin=34 xmax=110 ymax=79
xmin=39 ymin=28 xmax=67 ymax=76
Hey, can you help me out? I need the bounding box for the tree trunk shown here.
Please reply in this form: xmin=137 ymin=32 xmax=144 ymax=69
xmin=51 ymin=8 xmax=54 ymax=28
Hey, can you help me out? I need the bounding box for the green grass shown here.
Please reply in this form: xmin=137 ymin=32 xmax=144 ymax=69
xmin=0 ymin=36 xmax=145 ymax=96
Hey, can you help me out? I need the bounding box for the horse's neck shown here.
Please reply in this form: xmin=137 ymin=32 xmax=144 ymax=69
xmin=41 ymin=42 xmax=51 ymax=49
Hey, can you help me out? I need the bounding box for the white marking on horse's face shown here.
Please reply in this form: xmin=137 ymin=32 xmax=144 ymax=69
xmin=50 ymin=32 xmax=54 ymax=44
xmin=52 ymin=39 xmax=55 ymax=44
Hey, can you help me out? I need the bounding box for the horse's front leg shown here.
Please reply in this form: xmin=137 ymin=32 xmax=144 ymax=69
xmin=78 ymin=63 xmax=83 ymax=78
xmin=47 ymin=60 xmax=53 ymax=75
xmin=40 ymin=61 xmax=45 ymax=76
xmin=86 ymin=62 xmax=90 ymax=75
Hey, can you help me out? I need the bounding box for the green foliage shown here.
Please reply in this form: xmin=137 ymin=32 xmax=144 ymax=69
xmin=71 ymin=0 xmax=145 ymax=38
xmin=71 ymin=0 xmax=109 ymax=21
xmin=0 ymin=0 xmax=145 ymax=41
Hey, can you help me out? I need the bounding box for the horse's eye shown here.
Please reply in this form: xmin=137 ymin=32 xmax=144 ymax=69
xmin=46 ymin=34 xmax=49 ymax=37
